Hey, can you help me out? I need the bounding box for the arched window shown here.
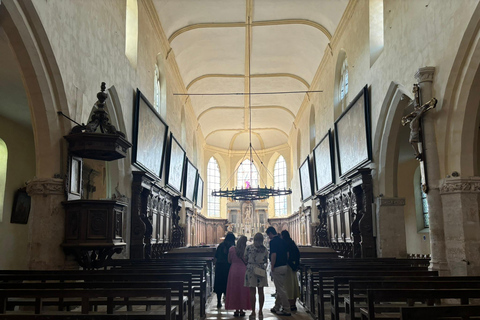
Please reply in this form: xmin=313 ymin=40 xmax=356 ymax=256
xmin=0 ymin=139 xmax=7 ymax=222
xmin=181 ymin=107 xmax=186 ymax=147
xmin=154 ymin=65 xmax=161 ymax=113
xmin=296 ymin=130 xmax=302 ymax=169
xmin=369 ymin=0 xmax=384 ymax=66
xmin=414 ymin=166 xmax=429 ymax=230
xmin=155 ymin=53 xmax=167 ymax=119
xmin=237 ymin=159 xmax=258 ymax=188
xmin=125 ymin=0 xmax=138 ymax=67
xmin=420 ymin=180 xmax=429 ymax=228
xmin=274 ymin=155 xmax=287 ymax=217
xmin=207 ymin=157 xmax=220 ymax=217
xmin=309 ymin=105 xmax=316 ymax=151
xmin=339 ymin=58 xmax=349 ymax=110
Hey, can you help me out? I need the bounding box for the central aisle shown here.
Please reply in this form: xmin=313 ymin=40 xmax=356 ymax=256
xmin=205 ymin=282 xmax=313 ymax=320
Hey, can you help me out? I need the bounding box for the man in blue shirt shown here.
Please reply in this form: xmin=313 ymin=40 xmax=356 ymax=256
xmin=266 ymin=226 xmax=291 ymax=316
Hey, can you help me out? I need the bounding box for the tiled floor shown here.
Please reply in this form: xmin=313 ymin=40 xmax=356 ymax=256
xmin=205 ymin=283 xmax=314 ymax=320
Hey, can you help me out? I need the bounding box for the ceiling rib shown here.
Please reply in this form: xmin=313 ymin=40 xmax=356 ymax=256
xmin=197 ymin=105 xmax=295 ymax=121
xmin=205 ymin=127 xmax=289 ymax=141
xmin=186 ymin=73 xmax=310 ymax=90
xmin=168 ymin=19 xmax=332 ymax=43
xmin=230 ymin=130 xmax=264 ymax=150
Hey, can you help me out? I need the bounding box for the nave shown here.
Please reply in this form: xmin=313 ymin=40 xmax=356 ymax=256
xmin=206 ymin=283 xmax=311 ymax=320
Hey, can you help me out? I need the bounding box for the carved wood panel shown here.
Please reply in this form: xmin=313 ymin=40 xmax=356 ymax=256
xmin=131 ymin=171 xmax=180 ymax=259
xmin=314 ymin=169 xmax=375 ymax=258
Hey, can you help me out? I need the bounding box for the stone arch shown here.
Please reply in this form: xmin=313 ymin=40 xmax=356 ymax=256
xmin=1 ymin=1 xmax=69 ymax=178
xmin=372 ymin=81 xmax=412 ymax=197
xmin=442 ymin=2 xmax=480 ymax=177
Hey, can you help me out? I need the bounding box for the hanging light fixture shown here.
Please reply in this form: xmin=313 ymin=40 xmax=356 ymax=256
xmin=211 ymin=19 xmax=292 ymax=202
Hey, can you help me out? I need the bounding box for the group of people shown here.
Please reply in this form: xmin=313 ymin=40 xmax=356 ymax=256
xmin=213 ymin=227 xmax=300 ymax=319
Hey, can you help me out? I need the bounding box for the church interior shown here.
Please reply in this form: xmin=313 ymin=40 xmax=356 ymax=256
xmin=2 ymin=0 xmax=480 ymax=319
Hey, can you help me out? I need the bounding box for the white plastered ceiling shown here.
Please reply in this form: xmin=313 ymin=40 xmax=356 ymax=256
xmin=154 ymin=0 xmax=349 ymax=151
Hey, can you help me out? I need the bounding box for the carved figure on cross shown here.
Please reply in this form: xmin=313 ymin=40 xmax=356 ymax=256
xmin=401 ymin=84 xmax=437 ymax=161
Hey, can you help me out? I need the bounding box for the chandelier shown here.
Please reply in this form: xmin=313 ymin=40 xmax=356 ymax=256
xmin=211 ymin=32 xmax=292 ymax=201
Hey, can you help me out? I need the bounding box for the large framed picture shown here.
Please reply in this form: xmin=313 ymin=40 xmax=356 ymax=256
xmin=334 ymin=85 xmax=372 ymax=177
xmin=195 ymin=175 xmax=204 ymax=209
xmin=132 ymin=89 xmax=168 ymax=178
xmin=183 ymin=158 xmax=198 ymax=203
xmin=10 ymin=188 xmax=31 ymax=224
xmin=299 ymin=156 xmax=314 ymax=202
xmin=165 ymin=133 xmax=186 ymax=194
xmin=313 ymin=129 xmax=335 ymax=193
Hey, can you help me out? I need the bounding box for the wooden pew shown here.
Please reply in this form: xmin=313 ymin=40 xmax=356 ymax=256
xmin=0 ymin=272 xmax=194 ymax=320
xmin=400 ymin=305 xmax=480 ymax=319
xmin=109 ymin=266 xmax=207 ymax=318
xmin=311 ymin=270 xmax=436 ymax=320
xmin=0 ymin=288 xmax=176 ymax=319
xmin=360 ymin=289 xmax=480 ymax=320
xmin=341 ymin=276 xmax=480 ymax=320
xmin=301 ymin=258 xmax=429 ymax=312
xmin=0 ymin=281 xmax=186 ymax=320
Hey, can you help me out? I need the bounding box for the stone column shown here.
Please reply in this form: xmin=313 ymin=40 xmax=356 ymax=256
xmin=376 ymin=197 xmax=407 ymax=257
xmin=415 ymin=67 xmax=449 ymax=274
xmin=440 ymin=177 xmax=480 ymax=275
xmin=26 ymin=178 xmax=66 ymax=269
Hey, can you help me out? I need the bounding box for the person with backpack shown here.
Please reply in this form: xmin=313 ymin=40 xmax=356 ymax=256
xmin=281 ymin=230 xmax=300 ymax=311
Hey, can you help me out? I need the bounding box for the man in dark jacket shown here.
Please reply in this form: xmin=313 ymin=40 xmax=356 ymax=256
xmin=266 ymin=227 xmax=291 ymax=316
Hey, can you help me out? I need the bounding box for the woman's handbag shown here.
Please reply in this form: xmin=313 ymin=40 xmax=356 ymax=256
xmin=253 ymin=266 xmax=267 ymax=278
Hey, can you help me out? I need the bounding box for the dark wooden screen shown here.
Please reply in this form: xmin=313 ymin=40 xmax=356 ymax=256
xmin=131 ymin=171 xmax=183 ymax=259
xmin=314 ymin=169 xmax=375 ymax=258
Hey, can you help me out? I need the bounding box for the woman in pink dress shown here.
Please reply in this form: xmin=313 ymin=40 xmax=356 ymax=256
xmin=225 ymin=235 xmax=251 ymax=316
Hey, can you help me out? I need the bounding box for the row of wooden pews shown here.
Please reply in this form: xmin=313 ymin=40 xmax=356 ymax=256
xmin=299 ymin=256 xmax=480 ymax=320
xmin=0 ymin=255 xmax=214 ymax=320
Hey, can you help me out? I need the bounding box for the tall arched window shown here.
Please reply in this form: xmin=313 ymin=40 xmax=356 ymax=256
xmin=420 ymin=180 xmax=429 ymax=228
xmin=207 ymin=157 xmax=220 ymax=217
xmin=155 ymin=53 xmax=167 ymax=119
xmin=296 ymin=130 xmax=302 ymax=169
xmin=309 ymin=105 xmax=316 ymax=151
xmin=125 ymin=0 xmax=138 ymax=67
xmin=0 ymin=139 xmax=7 ymax=222
xmin=339 ymin=58 xmax=349 ymax=110
xmin=237 ymin=159 xmax=258 ymax=188
xmin=154 ymin=65 xmax=161 ymax=113
xmin=274 ymin=155 xmax=287 ymax=217
xmin=369 ymin=0 xmax=384 ymax=66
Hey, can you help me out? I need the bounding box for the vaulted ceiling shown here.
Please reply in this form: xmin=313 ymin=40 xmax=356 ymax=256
xmin=153 ymin=0 xmax=349 ymax=151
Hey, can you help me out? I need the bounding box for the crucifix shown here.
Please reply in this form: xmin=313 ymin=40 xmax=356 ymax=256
xmin=401 ymin=84 xmax=437 ymax=192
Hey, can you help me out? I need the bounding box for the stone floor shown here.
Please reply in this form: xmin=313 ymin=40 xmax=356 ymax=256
xmin=205 ymin=283 xmax=313 ymax=320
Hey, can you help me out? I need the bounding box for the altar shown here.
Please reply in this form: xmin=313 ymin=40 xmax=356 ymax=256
xmin=226 ymin=200 xmax=268 ymax=240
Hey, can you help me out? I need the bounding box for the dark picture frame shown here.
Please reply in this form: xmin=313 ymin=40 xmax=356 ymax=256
xmin=165 ymin=133 xmax=186 ymax=194
xmin=334 ymin=85 xmax=372 ymax=177
xmin=10 ymin=187 xmax=31 ymax=224
xmin=313 ymin=129 xmax=335 ymax=193
xmin=183 ymin=158 xmax=198 ymax=203
xmin=195 ymin=175 xmax=204 ymax=209
xmin=132 ymin=89 xmax=168 ymax=178
xmin=299 ymin=156 xmax=314 ymax=202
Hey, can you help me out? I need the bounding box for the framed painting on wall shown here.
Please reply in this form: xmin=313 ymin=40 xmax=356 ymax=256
xmin=299 ymin=156 xmax=314 ymax=202
xmin=183 ymin=158 xmax=198 ymax=203
xmin=334 ymin=85 xmax=372 ymax=177
xmin=313 ymin=129 xmax=335 ymax=193
xmin=132 ymin=89 xmax=168 ymax=178
xmin=195 ymin=175 xmax=204 ymax=209
xmin=10 ymin=188 xmax=31 ymax=224
xmin=165 ymin=133 xmax=186 ymax=194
